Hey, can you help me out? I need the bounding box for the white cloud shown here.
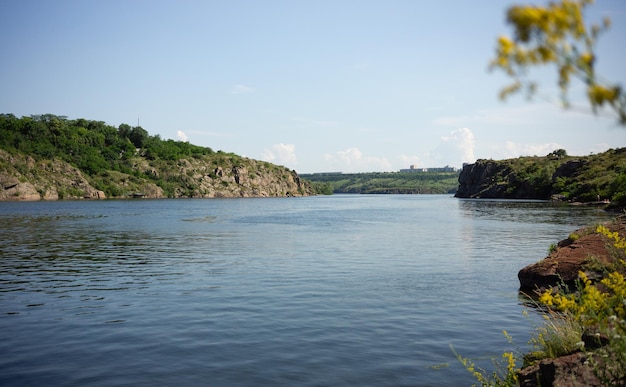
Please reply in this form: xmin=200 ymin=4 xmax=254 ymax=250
xmin=176 ymin=130 xmax=189 ymax=142
xmin=231 ymin=84 xmax=255 ymax=94
xmin=497 ymin=141 xmax=563 ymax=159
xmin=433 ymin=127 xmax=475 ymax=166
xmin=261 ymin=143 xmax=297 ymax=166
xmin=588 ymin=143 xmax=611 ymax=155
xmin=431 ymin=102 xmax=600 ymax=128
xmin=399 ymin=154 xmax=423 ymax=168
xmin=323 ymin=147 xmax=392 ymax=172
xmin=337 ymin=147 xmax=362 ymax=164
xmin=396 ymin=129 xmax=474 ymax=170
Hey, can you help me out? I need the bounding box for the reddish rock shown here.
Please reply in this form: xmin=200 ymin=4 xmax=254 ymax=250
xmin=518 ymin=352 xmax=602 ymax=387
xmin=516 ymin=217 xmax=626 ymax=386
xmin=518 ymin=217 xmax=626 ymax=294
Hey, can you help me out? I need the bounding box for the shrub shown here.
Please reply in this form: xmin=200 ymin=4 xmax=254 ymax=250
xmin=525 ymin=309 xmax=584 ymax=362
xmin=548 ymin=243 xmax=558 ymax=254
xmin=458 ymin=221 xmax=626 ymax=385
xmin=453 ymin=335 xmax=519 ymax=387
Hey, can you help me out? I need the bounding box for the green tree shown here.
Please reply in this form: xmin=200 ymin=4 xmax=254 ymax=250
xmin=548 ymin=148 xmax=568 ymax=159
xmin=118 ymin=123 xmax=132 ymax=139
xmin=491 ymin=0 xmax=625 ymax=125
xmin=129 ymin=126 xmax=149 ymax=148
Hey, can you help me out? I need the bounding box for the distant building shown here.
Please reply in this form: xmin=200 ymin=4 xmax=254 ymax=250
xmin=399 ymin=165 xmax=458 ymax=173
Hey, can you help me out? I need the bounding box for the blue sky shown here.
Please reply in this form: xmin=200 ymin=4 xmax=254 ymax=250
xmin=1 ymin=0 xmax=624 ymax=173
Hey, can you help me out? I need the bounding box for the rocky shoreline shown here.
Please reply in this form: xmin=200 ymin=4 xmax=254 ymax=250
xmin=0 ymin=149 xmax=313 ymax=201
xmin=454 ymin=148 xmax=626 ymax=211
xmin=518 ymin=219 xmax=625 ymax=294
xmin=516 ymin=216 xmax=626 ymax=386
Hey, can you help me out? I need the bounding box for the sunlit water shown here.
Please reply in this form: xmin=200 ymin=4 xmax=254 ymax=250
xmin=0 ymin=195 xmax=614 ymax=386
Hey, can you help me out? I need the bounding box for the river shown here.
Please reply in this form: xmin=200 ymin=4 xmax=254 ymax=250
xmin=0 ymin=195 xmax=614 ymax=386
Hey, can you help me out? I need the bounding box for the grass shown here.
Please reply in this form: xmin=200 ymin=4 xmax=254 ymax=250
xmin=524 ymin=309 xmax=585 ymax=364
xmin=548 ymin=243 xmax=558 ymax=254
xmin=457 ymin=219 xmax=626 ymax=385
xmin=453 ymin=332 xmax=519 ymax=387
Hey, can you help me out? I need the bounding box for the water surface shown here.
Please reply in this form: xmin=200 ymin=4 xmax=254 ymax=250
xmin=0 ymin=195 xmax=614 ymax=386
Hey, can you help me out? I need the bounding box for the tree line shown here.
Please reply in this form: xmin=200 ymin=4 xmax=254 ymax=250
xmin=0 ymin=114 xmax=215 ymax=176
xmin=300 ymin=172 xmax=460 ymax=194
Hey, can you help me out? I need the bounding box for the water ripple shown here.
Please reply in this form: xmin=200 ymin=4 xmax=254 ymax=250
xmin=0 ymin=196 xmax=614 ymax=386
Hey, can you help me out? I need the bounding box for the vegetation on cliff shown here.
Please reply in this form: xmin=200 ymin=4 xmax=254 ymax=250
xmin=459 ymin=218 xmax=626 ymax=386
xmin=0 ymin=114 xmax=314 ymax=199
xmin=300 ymin=171 xmax=459 ymax=194
xmin=456 ymin=0 xmax=626 ymax=383
xmin=455 ymin=148 xmax=626 ymax=209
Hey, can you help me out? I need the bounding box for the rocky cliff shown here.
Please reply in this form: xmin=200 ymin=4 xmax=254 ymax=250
xmin=0 ymin=149 xmax=313 ymax=200
xmin=455 ymin=159 xmax=545 ymax=199
xmin=454 ymin=148 xmax=626 ymax=207
xmin=0 ymin=150 xmax=108 ymax=200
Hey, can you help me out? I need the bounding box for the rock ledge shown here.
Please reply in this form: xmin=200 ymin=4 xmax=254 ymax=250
xmin=516 ymin=217 xmax=625 ymax=386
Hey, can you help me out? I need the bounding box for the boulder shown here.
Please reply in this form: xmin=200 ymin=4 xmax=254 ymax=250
xmin=518 ymin=352 xmax=602 ymax=387
xmin=516 ymin=218 xmax=626 ymax=386
xmin=85 ymin=190 xmax=107 ymax=199
xmin=0 ymin=180 xmax=40 ymax=201
xmin=518 ymin=218 xmax=625 ymax=294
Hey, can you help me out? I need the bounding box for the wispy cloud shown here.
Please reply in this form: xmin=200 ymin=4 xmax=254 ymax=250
xmin=230 ymin=84 xmax=255 ymax=94
xmin=396 ymin=129 xmax=475 ymax=169
xmin=497 ymin=141 xmax=563 ymax=159
xmin=399 ymin=154 xmax=424 ymax=168
xmin=410 ymin=127 xmax=477 ymax=168
xmin=323 ymin=147 xmax=392 ymax=172
xmin=431 ymin=103 xmax=595 ymax=127
xmin=261 ymin=143 xmax=297 ymax=166
xmin=441 ymin=127 xmax=475 ymax=164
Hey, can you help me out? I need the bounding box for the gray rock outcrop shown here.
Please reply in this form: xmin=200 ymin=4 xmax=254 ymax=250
xmin=0 ymin=149 xmax=312 ymax=200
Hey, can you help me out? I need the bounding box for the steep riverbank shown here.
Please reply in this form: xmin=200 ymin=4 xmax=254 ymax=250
xmin=516 ymin=217 xmax=626 ymax=386
xmin=455 ymin=148 xmax=626 ymax=211
xmin=0 ymin=114 xmax=316 ymax=200
xmin=0 ymin=149 xmax=313 ymax=200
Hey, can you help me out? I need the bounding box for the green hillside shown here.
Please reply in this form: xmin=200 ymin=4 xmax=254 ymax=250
xmin=0 ymin=114 xmax=314 ymax=199
xmin=455 ymin=148 xmax=626 ymax=208
xmin=300 ymin=171 xmax=460 ymax=194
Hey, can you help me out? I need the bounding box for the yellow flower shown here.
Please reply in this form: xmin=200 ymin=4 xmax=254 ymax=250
xmin=587 ymin=84 xmax=619 ymax=106
xmin=539 ymin=290 xmax=555 ymax=306
xmin=503 ymin=351 xmax=517 ymax=376
xmin=578 ymin=271 xmax=591 ymax=287
xmin=498 ymin=35 xmax=515 ymax=55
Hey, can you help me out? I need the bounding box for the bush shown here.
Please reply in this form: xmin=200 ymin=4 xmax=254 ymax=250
xmin=458 ymin=221 xmax=626 ymax=385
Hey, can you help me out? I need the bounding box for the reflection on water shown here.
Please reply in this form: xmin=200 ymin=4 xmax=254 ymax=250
xmin=0 ymin=196 xmax=615 ymax=386
xmin=458 ymin=198 xmax=610 ymax=226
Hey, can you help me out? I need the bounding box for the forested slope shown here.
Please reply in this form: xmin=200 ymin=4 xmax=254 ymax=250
xmin=455 ymin=148 xmax=626 ymax=209
xmin=300 ymin=171 xmax=459 ymax=194
xmin=0 ymin=114 xmax=314 ymax=200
